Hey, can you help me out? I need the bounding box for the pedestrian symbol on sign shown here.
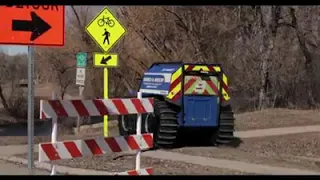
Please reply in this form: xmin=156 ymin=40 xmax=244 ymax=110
xmin=102 ymin=28 xmax=110 ymax=45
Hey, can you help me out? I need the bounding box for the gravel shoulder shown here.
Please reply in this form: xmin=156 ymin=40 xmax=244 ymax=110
xmin=0 ymin=159 xmax=49 ymax=175
xmin=170 ymin=132 xmax=320 ymax=172
xmin=235 ymin=108 xmax=320 ymax=131
xmin=16 ymin=152 xmax=251 ymax=175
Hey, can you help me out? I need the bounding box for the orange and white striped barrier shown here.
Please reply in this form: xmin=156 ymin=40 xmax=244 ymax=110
xmin=115 ymin=167 xmax=153 ymax=175
xmin=40 ymin=98 xmax=154 ymax=119
xmin=38 ymin=92 xmax=154 ymax=176
xmin=39 ymin=134 xmax=153 ymax=162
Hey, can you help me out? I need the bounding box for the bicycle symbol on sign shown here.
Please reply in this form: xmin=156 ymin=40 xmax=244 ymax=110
xmin=97 ymin=16 xmax=115 ymax=27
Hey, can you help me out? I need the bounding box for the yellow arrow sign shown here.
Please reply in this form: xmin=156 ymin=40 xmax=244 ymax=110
xmin=94 ymin=53 xmax=118 ymax=68
xmin=85 ymin=7 xmax=126 ymax=53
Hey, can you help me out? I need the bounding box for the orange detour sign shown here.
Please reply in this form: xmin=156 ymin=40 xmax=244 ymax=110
xmin=0 ymin=5 xmax=65 ymax=46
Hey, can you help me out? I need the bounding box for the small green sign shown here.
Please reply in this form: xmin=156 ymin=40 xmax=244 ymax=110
xmin=76 ymin=52 xmax=87 ymax=68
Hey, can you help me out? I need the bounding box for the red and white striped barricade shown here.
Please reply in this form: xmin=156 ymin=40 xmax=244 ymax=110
xmin=115 ymin=167 xmax=153 ymax=175
xmin=38 ymin=92 xmax=154 ymax=175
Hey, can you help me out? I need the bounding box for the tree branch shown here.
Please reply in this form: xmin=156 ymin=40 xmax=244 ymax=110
xmin=161 ymin=7 xmax=189 ymax=32
xmin=278 ymin=22 xmax=296 ymax=28
xmin=135 ymin=30 xmax=167 ymax=60
xmin=70 ymin=6 xmax=93 ymax=45
xmin=70 ymin=6 xmax=83 ymax=30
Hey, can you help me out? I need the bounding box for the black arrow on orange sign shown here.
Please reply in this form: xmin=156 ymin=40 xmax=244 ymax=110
xmin=12 ymin=11 xmax=51 ymax=41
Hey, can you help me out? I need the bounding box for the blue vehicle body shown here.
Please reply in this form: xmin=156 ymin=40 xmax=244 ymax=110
xmin=138 ymin=62 xmax=223 ymax=128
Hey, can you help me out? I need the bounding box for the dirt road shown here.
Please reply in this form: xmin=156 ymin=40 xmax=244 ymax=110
xmin=143 ymin=150 xmax=320 ymax=175
xmin=170 ymin=132 xmax=320 ymax=172
xmin=236 ymin=125 xmax=320 ymax=138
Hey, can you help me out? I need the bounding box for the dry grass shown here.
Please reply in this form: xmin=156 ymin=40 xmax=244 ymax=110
xmin=235 ymin=108 xmax=320 ymax=131
xmin=170 ymin=132 xmax=320 ymax=171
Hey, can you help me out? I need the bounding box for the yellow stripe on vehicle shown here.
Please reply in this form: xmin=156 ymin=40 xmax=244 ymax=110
xmin=171 ymin=67 xmax=182 ymax=83
xmin=205 ymin=85 xmax=215 ymax=95
xmin=167 ymin=82 xmax=181 ymax=99
xmin=221 ymin=73 xmax=229 ymax=101
xmin=222 ymin=73 xmax=228 ymax=86
xmin=193 ymin=65 xmax=210 ymax=71
xmin=179 ymin=64 xmax=230 ymax=101
xmin=222 ymin=88 xmax=230 ymax=100
xmin=213 ymin=66 xmax=221 ymax=72
xmin=167 ymin=67 xmax=182 ymax=99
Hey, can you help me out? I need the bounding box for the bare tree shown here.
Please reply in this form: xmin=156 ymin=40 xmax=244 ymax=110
xmin=283 ymin=7 xmax=320 ymax=107
xmin=32 ymin=6 xmax=320 ymax=113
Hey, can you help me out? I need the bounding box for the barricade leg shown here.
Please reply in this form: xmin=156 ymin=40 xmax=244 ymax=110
xmin=135 ymin=92 xmax=142 ymax=170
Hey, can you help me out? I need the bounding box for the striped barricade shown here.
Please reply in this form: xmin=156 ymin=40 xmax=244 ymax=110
xmin=40 ymin=98 xmax=154 ymax=119
xmin=38 ymin=96 xmax=154 ymax=176
xmin=115 ymin=167 xmax=153 ymax=175
xmin=39 ymin=134 xmax=153 ymax=162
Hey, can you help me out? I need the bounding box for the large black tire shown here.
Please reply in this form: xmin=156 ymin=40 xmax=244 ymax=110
xmin=118 ymin=115 xmax=136 ymax=136
xmin=118 ymin=95 xmax=138 ymax=136
xmin=153 ymin=99 xmax=179 ymax=149
xmin=118 ymin=113 xmax=155 ymax=136
xmin=141 ymin=113 xmax=156 ymax=133
xmin=211 ymin=104 xmax=235 ymax=145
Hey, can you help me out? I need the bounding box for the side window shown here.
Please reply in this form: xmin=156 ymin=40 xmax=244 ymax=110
xmin=184 ymin=75 xmax=220 ymax=95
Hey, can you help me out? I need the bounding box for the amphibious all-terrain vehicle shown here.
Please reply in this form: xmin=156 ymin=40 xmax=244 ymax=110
xmin=118 ymin=62 xmax=235 ymax=148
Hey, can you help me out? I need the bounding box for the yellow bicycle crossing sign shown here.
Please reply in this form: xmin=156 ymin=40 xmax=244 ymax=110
xmin=85 ymin=7 xmax=126 ymax=53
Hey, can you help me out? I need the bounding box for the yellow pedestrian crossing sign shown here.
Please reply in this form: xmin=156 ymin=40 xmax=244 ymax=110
xmin=94 ymin=53 xmax=118 ymax=68
xmin=85 ymin=7 xmax=126 ymax=53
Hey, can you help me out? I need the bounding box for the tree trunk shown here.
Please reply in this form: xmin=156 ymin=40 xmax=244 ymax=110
xmin=258 ymin=6 xmax=280 ymax=110
xmin=288 ymin=7 xmax=318 ymax=107
xmin=0 ymin=85 xmax=9 ymax=111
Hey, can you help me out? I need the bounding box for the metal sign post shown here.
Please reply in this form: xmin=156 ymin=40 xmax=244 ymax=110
xmin=77 ymin=85 xmax=85 ymax=132
xmin=103 ymin=68 xmax=109 ymax=136
xmin=27 ymin=45 xmax=35 ymax=175
xmin=92 ymin=53 xmax=119 ymax=137
xmin=0 ymin=6 xmax=66 ymax=174
xmin=76 ymin=52 xmax=87 ymax=132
